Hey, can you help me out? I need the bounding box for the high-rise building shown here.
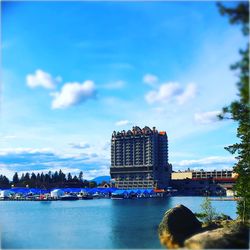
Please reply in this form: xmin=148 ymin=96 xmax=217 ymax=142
xmin=110 ymin=126 xmax=171 ymax=189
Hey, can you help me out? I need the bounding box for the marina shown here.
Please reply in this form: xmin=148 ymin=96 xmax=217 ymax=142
xmin=0 ymin=187 xmax=167 ymax=201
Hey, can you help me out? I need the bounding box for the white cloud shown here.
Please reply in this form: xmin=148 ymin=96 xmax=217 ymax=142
xmin=173 ymin=156 xmax=236 ymax=171
xmin=0 ymin=147 xmax=53 ymax=156
xmin=69 ymin=142 xmax=91 ymax=149
xmin=115 ymin=120 xmax=132 ymax=126
xmin=143 ymin=74 xmax=159 ymax=86
xmin=0 ymin=164 xmax=18 ymax=179
xmin=145 ymin=82 xmax=197 ymax=105
xmin=51 ymin=80 xmax=96 ymax=109
xmin=26 ymin=69 xmax=61 ymax=89
xmin=194 ymin=111 xmax=221 ymax=124
xmin=0 ymin=146 xmax=110 ymax=179
xmin=80 ymin=165 xmax=109 ymax=180
xmin=145 ymin=82 xmax=181 ymax=104
xmin=176 ymin=83 xmax=197 ymax=105
xmin=178 ymin=156 xmax=236 ymax=166
xmin=103 ymin=80 xmax=125 ymax=89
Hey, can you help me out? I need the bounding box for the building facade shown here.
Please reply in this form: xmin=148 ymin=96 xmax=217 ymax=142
xmin=172 ymin=169 xmax=235 ymax=180
xmin=171 ymin=169 xmax=236 ymax=196
xmin=110 ymin=126 xmax=171 ymax=189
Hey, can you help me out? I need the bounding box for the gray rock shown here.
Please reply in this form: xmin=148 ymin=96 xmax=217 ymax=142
xmin=158 ymin=204 xmax=202 ymax=248
xmin=184 ymin=222 xmax=249 ymax=249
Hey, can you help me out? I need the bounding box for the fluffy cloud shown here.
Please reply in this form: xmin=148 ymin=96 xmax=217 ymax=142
xmin=51 ymin=80 xmax=96 ymax=109
xmin=0 ymin=147 xmax=109 ymax=180
xmin=145 ymin=82 xmax=197 ymax=105
xmin=26 ymin=69 xmax=61 ymax=89
xmin=176 ymin=83 xmax=197 ymax=105
xmin=115 ymin=120 xmax=132 ymax=126
xmin=145 ymin=82 xmax=182 ymax=104
xmin=178 ymin=156 xmax=236 ymax=166
xmin=194 ymin=111 xmax=221 ymax=124
xmin=143 ymin=74 xmax=158 ymax=86
xmin=173 ymin=156 xmax=236 ymax=171
xmin=69 ymin=142 xmax=91 ymax=149
xmin=0 ymin=147 xmax=53 ymax=156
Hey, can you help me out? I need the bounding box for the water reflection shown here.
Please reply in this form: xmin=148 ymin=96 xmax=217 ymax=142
xmin=110 ymin=198 xmax=172 ymax=249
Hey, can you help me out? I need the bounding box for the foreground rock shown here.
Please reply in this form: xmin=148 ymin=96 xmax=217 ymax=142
xmin=184 ymin=221 xmax=249 ymax=249
xmin=158 ymin=204 xmax=249 ymax=249
xmin=158 ymin=204 xmax=202 ymax=248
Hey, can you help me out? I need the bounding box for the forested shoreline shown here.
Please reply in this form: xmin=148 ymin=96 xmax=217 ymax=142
xmin=0 ymin=170 xmax=98 ymax=189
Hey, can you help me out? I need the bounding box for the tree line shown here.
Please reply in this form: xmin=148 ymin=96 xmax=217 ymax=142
xmin=0 ymin=170 xmax=99 ymax=189
xmin=218 ymin=2 xmax=249 ymax=222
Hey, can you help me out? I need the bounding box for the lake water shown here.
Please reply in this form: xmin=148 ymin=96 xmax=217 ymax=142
xmin=0 ymin=197 xmax=237 ymax=249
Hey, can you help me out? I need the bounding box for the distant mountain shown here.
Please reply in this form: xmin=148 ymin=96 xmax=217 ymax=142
xmin=91 ymin=176 xmax=111 ymax=184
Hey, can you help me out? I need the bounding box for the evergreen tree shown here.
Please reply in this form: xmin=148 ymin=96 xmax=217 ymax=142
xmin=67 ymin=173 xmax=72 ymax=182
xmin=12 ymin=172 xmax=19 ymax=185
xmin=53 ymin=171 xmax=59 ymax=183
xmin=36 ymin=173 xmax=41 ymax=184
xmin=24 ymin=173 xmax=30 ymax=182
xmin=59 ymin=169 xmax=66 ymax=184
xmin=30 ymin=173 xmax=37 ymax=188
xmin=40 ymin=173 xmax=45 ymax=183
xmin=218 ymin=2 xmax=250 ymax=222
xmin=31 ymin=173 xmax=36 ymax=181
xmin=79 ymin=171 xmax=83 ymax=182
xmin=0 ymin=175 xmax=10 ymax=188
xmin=20 ymin=173 xmax=25 ymax=183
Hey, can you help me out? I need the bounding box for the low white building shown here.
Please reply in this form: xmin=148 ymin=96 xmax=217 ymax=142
xmin=0 ymin=190 xmax=14 ymax=199
xmin=50 ymin=189 xmax=64 ymax=198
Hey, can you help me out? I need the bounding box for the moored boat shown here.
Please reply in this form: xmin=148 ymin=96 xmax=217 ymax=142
xmin=82 ymin=194 xmax=93 ymax=200
xmin=60 ymin=194 xmax=79 ymax=200
xmin=111 ymin=194 xmax=124 ymax=199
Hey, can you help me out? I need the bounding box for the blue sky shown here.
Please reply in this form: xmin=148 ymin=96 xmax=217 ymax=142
xmin=1 ymin=1 xmax=246 ymax=179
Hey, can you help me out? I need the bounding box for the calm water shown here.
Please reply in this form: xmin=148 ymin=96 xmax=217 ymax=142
xmin=0 ymin=197 xmax=237 ymax=249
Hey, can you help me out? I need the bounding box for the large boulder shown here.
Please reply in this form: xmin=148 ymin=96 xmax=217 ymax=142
xmin=158 ymin=204 xmax=202 ymax=248
xmin=184 ymin=221 xmax=249 ymax=249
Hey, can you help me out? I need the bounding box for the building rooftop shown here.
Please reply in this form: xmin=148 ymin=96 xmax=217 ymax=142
xmin=112 ymin=126 xmax=167 ymax=137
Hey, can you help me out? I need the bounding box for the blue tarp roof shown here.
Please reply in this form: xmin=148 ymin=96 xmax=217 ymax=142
xmin=6 ymin=188 xmax=48 ymax=194
xmin=112 ymin=190 xmax=128 ymax=195
xmin=111 ymin=189 xmax=155 ymax=195
xmin=62 ymin=188 xmax=82 ymax=193
xmin=3 ymin=187 xmax=153 ymax=195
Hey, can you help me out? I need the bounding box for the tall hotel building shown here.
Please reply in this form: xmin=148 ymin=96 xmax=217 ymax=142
xmin=110 ymin=126 xmax=171 ymax=189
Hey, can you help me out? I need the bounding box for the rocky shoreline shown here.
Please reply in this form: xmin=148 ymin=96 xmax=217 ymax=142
xmin=158 ymin=204 xmax=249 ymax=249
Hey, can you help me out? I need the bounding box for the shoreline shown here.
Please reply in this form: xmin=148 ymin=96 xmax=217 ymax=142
xmin=0 ymin=195 xmax=239 ymax=202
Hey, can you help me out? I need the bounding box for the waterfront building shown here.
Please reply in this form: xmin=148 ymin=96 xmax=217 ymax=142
xmin=171 ymin=169 xmax=236 ymax=196
xmin=110 ymin=126 xmax=171 ymax=189
xmin=171 ymin=169 xmax=235 ymax=180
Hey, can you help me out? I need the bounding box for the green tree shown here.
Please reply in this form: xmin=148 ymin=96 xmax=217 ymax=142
xmin=199 ymin=197 xmax=217 ymax=225
xmin=78 ymin=171 xmax=83 ymax=182
xmin=218 ymin=2 xmax=250 ymax=222
xmin=67 ymin=173 xmax=72 ymax=182
xmin=0 ymin=175 xmax=10 ymax=188
xmin=12 ymin=172 xmax=19 ymax=185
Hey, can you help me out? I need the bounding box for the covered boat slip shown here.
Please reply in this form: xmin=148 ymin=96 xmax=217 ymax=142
xmin=111 ymin=189 xmax=161 ymax=199
xmin=0 ymin=187 xmax=163 ymax=200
